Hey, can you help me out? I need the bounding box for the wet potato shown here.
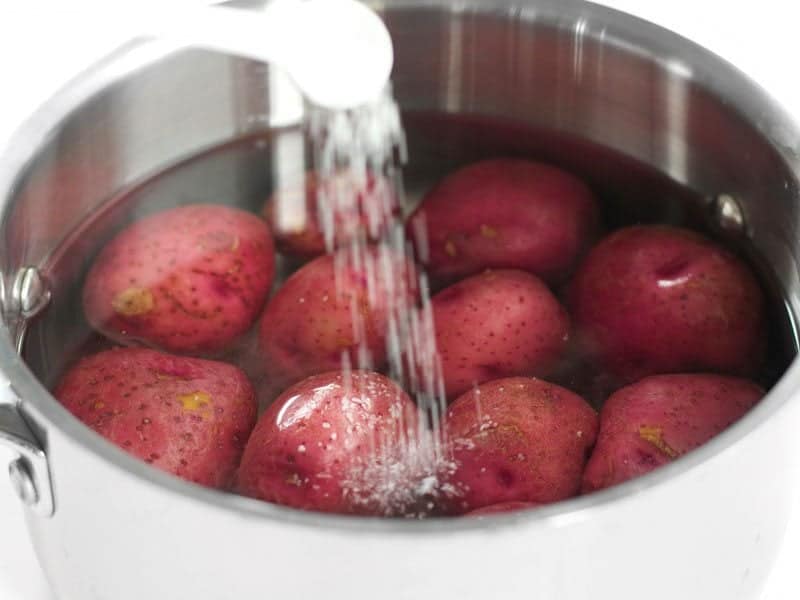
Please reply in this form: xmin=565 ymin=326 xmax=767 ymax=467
xmin=83 ymin=204 xmax=275 ymax=355
xmin=236 ymin=370 xmax=421 ymax=515
xmin=444 ymin=377 xmax=598 ymax=514
xmin=582 ymin=374 xmax=763 ymax=493
xmin=258 ymin=246 xmax=418 ymax=393
xmin=408 ymin=158 xmax=600 ymax=286
xmin=55 ymin=347 xmax=257 ymax=489
xmin=264 ymin=171 xmax=399 ymax=259
xmin=569 ymin=225 xmax=766 ymax=385
xmin=432 ymin=269 xmax=570 ymax=400
xmin=60 ymin=154 xmax=772 ymax=514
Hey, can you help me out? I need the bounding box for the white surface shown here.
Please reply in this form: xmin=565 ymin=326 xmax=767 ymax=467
xmin=0 ymin=1 xmax=799 ymax=598
xmin=147 ymin=0 xmax=394 ymax=109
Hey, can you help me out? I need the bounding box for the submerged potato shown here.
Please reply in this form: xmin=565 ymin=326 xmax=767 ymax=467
xmin=54 ymin=347 xmax=257 ymax=489
xmin=264 ymin=171 xmax=398 ymax=258
xmin=83 ymin=204 xmax=275 ymax=355
xmin=432 ymin=269 xmax=570 ymax=400
xmin=444 ymin=377 xmax=598 ymax=514
xmin=258 ymin=247 xmax=417 ymax=392
xmin=582 ymin=374 xmax=763 ymax=493
xmin=569 ymin=225 xmax=766 ymax=384
xmin=408 ymin=158 xmax=600 ymax=284
xmin=236 ymin=370 xmax=421 ymax=515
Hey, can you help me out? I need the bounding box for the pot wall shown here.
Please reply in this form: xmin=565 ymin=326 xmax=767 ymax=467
xmin=22 ymin=389 xmax=800 ymax=600
xmin=3 ymin=1 xmax=800 ymax=599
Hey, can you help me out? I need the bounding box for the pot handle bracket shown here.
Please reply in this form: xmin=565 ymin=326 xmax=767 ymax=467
xmin=0 ymin=396 xmax=54 ymax=517
xmin=0 ymin=267 xmax=54 ymax=517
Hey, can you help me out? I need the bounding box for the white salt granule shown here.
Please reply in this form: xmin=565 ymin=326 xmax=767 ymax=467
xmin=306 ymin=85 xmax=457 ymax=517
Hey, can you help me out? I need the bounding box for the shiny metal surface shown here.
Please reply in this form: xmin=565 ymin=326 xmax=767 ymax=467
xmin=0 ymin=0 xmax=799 ymax=599
xmin=7 ymin=267 xmax=51 ymax=355
xmin=146 ymin=0 xmax=393 ymax=109
xmin=713 ymin=193 xmax=748 ymax=236
xmin=0 ymin=396 xmax=53 ymax=517
xmin=8 ymin=458 xmax=38 ymax=506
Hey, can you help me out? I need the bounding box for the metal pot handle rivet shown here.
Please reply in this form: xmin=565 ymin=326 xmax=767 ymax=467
xmin=711 ymin=193 xmax=748 ymax=236
xmin=9 ymin=457 xmax=39 ymax=505
xmin=0 ymin=397 xmax=54 ymax=517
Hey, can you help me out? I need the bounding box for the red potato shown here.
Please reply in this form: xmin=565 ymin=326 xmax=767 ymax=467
xmin=83 ymin=204 xmax=275 ymax=355
xmin=54 ymin=347 xmax=257 ymax=489
xmin=432 ymin=269 xmax=570 ymax=400
xmin=569 ymin=225 xmax=766 ymax=384
xmin=466 ymin=501 xmax=540 ymax=516
xmin=407 ymin=158 xmax=600 ymax=284
xmin=444 ymin=377 xmax=598 ymax=514
xmin=264 ymin=171 xmax=398 ymax=258
xmin=582 ymin=374 xmax=763 ymax=493
xmin=236 ymin=370 xmax=421 ymax=515
xmin=258 ymin=247 xmax=417 ymax=391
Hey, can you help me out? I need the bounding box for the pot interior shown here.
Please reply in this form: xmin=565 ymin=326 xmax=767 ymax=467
xmin=2 ymin=0 xmax=799 ymax=511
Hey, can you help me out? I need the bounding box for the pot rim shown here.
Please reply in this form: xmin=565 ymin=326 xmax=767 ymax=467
xmin=1 ymin=0 xmax=799 ymax=533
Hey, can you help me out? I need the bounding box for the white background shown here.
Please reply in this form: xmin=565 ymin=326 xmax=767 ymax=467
xmin=1 ymin=1 xmax=799 ymax=598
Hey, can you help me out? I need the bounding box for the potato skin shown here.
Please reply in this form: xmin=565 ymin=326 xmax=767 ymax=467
xmin=408 ymin=158 xmax=599 ymax=284
xmin=569 ymin=225 xmax=766 ymax=384
xmin=264 ymin=171 xmax=398 ymax=258
xmin=444 ymin=377 xmax=598 ymax=514
xmin=83 ymin=204 xmax=275 ymax=355
xmin=236 ymin=371 xmax=419 ymax=515
xmin=582 ymin=374 xmax=763 ymax=493
xmin=433 ymin=270 xmax=570 ymax=400
xmin=258 ymin=248 xmax=416 ymax=391
xmin=54 ymin=347 xmax=257 ymax=489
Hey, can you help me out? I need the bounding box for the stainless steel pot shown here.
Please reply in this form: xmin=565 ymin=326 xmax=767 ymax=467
xmin=2 ymin=1 xmax=800 ymax=599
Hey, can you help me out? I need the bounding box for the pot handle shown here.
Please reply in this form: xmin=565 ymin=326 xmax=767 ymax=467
xmin=0 ymin=385 xmax=55 ymax=518
xmin=0 ymin=267 xmax=54 ymax=517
